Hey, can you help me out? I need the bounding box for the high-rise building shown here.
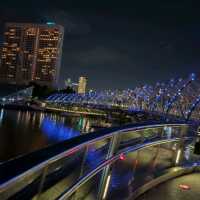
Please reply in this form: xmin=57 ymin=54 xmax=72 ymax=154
xmin=0 ymin=23 xmax=64 ymax=86
xmin=78 ymin=76 xmax=87 ymax=94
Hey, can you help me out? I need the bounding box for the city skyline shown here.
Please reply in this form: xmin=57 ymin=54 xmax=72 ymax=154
xmin=0 ymin=1 xmax=199 ymax=89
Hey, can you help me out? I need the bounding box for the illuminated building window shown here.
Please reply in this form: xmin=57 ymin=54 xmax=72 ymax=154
xmin=0 ymin=23 xmax=64 ymax=86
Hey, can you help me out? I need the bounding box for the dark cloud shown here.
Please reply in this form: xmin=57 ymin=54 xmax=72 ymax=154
xmin=73 ymin=46 xmax=131 ymax=64
xmin=42 ymin=10 xmax=91 ymax=35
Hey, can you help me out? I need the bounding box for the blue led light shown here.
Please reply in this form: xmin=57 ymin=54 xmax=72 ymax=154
xmin=45 ymin=72 xmax=200 ymax=121
xmin=190 ymin=73 xmax=196 ymax=81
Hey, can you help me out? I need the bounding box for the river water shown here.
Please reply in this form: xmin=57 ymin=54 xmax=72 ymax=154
xmin=0 ymin=109 xmax=110 ymax=162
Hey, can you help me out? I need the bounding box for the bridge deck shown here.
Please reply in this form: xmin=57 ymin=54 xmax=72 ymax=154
xmin=137 ymin=173 xmax=200 ymax=200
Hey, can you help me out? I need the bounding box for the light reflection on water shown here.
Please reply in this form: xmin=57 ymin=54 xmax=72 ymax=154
xmin=41 ymin=118 xmax=80 ymax=141
xmin=0 ymin=109 xmax=98 ymax=162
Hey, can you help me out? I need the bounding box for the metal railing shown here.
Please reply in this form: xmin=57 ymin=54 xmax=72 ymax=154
xmin=59 ymin=138 xmax=197 ymax=200
xmin=0 ymin=122 xmax=198 ymax=200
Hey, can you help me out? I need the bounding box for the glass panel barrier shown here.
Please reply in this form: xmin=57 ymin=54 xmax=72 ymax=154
xmin=152 ymin=142 xmax=178 ymax=175
xmin=170 ymin=125 xmax=188 ymax=138
xmin=132 ymin=145 xmax=160 ymax=190
xmin=34 ymin=147 xmax=86 ymax=200
xmin=81 ymin=138 xmax=111 ymax=176
xmin=142 ymin=128 xmax=161 ymax=140
xmin=33 ymin=137 xmax=112 ymax=200
xmin=1 ymin=168 xmax=44 ymax=200
xmin=105 ymin=139 xmax=198 ymax=200
xmin=0 ymin=124 xmax=195 ymax=200
xmin=118 ymin=130 xmax=143 ymax=150
xmin=107 ymin=151 xmax=138 ymax=200
xmin=67 ymin=171 xmax=103 ymax=200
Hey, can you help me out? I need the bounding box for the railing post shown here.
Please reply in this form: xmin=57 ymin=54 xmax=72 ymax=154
xmin=33 ymin=165 xmax=49 ymax=200
xmin=79 ymin=146 xmax=89 ymax=178
xmin=97 ymin=133 xmax=119 ymax=200
xmin=72 ymin=146 xmax=89 ymax=200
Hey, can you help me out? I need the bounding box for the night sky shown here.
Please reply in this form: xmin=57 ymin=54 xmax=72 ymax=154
xmin=0 ymin=0 xmax=199 ymax=89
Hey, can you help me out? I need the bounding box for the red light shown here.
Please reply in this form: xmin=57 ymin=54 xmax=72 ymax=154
xmin=119 ymin=153 xmax=125 ymax=160
xmin=179 ymin=184 xmax=190 ymax=190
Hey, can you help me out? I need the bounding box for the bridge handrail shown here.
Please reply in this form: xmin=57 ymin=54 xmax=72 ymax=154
xmin=0 ymin=122 xmax=193 ymax=199
xmin=57 ymin=137 xmax=193 ymax=200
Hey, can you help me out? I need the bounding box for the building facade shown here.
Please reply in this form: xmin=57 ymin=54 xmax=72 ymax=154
xmin=0 ymin=23 xmax=64 ymax=86
xmin=78 ymin=76 xmax=87 ymax=94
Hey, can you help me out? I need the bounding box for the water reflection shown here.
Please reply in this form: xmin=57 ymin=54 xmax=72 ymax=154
xmin=39 ymin=112 xmax=45 ymax=126
xmin=41 ymin=118 xmax=80 ymax=141
xmin=77 ymin=117 xmax=91 ymax=133
xmin=0 ymin=109 xmax=107 ymax=162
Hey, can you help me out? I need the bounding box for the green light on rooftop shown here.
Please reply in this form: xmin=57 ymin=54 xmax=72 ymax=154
xmin=46 ymin=22 xmax=55 ymax=25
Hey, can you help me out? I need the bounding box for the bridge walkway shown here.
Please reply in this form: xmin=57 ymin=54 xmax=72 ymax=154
xmin=137 ymin=173 xmax=200 ymax=200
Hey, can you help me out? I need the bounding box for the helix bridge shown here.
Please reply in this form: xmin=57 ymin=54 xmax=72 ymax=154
xmin=47 ymin=73 xmax=200 ymax=121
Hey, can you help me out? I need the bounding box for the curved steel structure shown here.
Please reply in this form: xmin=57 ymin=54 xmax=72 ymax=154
xmin=186 ymin=94 xmax=200 ymax=120
xmin=46 ymin=73 xmax=200 ymax=120
xmin=0 ymin=122 xmax=199 ymax=200
xmin=165 ymin=73 xmax=195 ymax=115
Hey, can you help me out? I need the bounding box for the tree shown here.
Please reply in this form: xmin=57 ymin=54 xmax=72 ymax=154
xmin=29 ymin=82 xmax=55 ymax=99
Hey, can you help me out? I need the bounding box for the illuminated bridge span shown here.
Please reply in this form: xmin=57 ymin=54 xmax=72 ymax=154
xmin=47 ymin=73 xmax=200 ymax=120
xmin=1 ymin=122 xmax=200 ymax=200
